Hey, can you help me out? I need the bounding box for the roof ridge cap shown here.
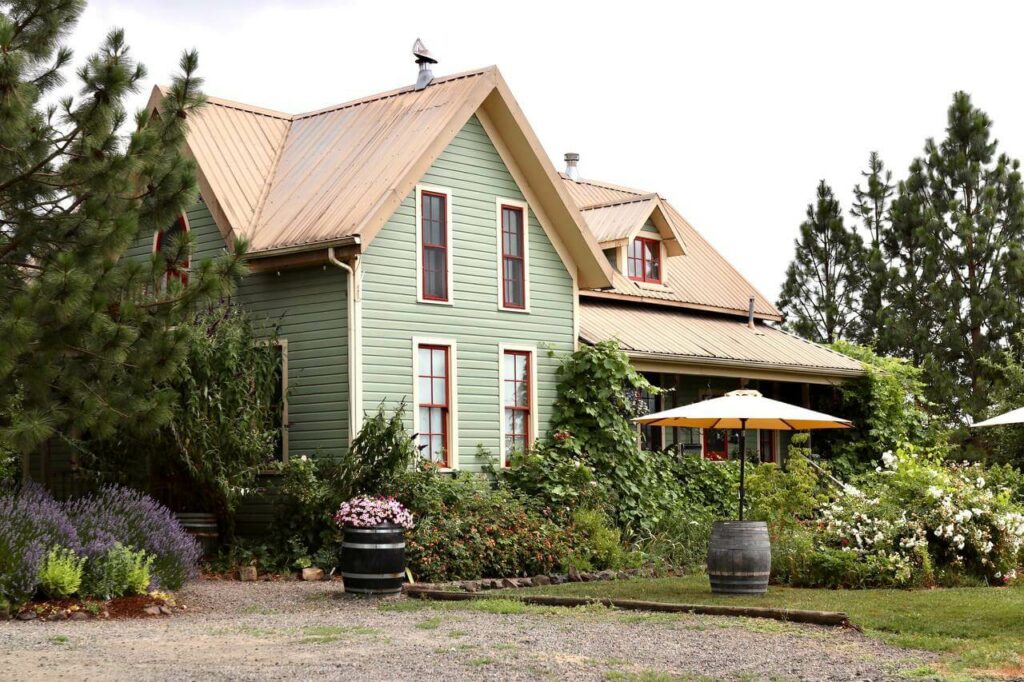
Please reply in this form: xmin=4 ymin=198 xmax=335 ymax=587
xmin=292 ymin=65 xmax=497 ymax=121
xmin=200 ymin=94 xmax=294 ymax=120
xmin=579 ymin=193 xmax=659 ymax=211
xmin=570 ymin=175 xmax=649 ymax=196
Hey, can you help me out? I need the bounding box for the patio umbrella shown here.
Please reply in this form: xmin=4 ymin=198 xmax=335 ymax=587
xmin=633 ymin=389 xmax=852 ymax=520
xmin=972 ymin=406 xmax=1024 ymax=428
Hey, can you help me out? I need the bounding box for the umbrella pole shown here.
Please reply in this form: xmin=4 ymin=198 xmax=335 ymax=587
xmin=738 ymin=417 xmax=747 ymax=521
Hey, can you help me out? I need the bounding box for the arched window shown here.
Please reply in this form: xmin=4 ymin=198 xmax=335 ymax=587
xmin=154 ymin=214 xmax=190 ymax=287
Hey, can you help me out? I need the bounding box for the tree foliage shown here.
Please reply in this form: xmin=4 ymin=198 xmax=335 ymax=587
xmin=778 ymin=180 xmax=865 ymax=343
xmin=0 ymin=1 xmax=246 ymax=466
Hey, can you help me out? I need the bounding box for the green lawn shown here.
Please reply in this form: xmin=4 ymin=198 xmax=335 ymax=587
xmin=509 ymin=575 xmax=1024 ymax=678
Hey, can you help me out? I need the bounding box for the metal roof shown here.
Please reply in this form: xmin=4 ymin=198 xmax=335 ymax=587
xmin=562 ymin=175 xmax=782 ymax=321
xmin=580 ymin=301 xmax=863 ymax=378
xmin=150 ymin=68 xmax=615 ymax=288
xmin=580 ymin=194 xmax=661 ymax=243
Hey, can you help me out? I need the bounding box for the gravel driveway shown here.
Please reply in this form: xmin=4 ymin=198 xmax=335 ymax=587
xmin=0 ymin=579 xmax=931 ymax=681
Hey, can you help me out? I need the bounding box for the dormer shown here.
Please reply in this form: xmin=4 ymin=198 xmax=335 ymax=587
xmin=577 ymin=192 xmax=686 ymax=288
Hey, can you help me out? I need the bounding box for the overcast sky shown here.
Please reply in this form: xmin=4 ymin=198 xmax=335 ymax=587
xmin=69 ymin=0 xmax=1024 ymax=300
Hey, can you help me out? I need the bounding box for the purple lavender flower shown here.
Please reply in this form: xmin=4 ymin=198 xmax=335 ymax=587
xmin=64 ymin=486 xmax=201 ymax=590
xmin=0 ymin=483 xmax=79 ymax=607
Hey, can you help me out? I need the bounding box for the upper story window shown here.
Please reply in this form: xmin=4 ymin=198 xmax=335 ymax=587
xmin=501 ymin=204 xmax=526 ymax=309
xmin=627 ymin=237 xmax=661 ymax=284
xmin=420 ymin=190 xmax=449 ymax=301
xmin=416 ymin=343 xmax=452 ymax=467
xmin=155 ymin=215 xmax=190 ymax=287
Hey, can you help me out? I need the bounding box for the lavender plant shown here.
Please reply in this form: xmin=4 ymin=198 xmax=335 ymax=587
xmin=64 ymin=486 xmax=200 ymax=590
xmin=0 ymin=484 xmax=79 ymax=608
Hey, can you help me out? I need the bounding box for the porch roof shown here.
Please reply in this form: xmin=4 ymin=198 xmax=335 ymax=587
xmin=579 ymin=301 xmax=865 ymax=383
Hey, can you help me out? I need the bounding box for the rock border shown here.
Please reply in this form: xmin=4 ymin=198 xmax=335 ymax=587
xmin=408 ymin=566 xmax=677 ymax=594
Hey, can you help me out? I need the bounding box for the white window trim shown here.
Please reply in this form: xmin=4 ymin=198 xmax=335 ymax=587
xmin=411 ymin=337 xmax=459 ymax=471
xmin=498 ymin=342 xmax=539 ymax=467
xmin=494 ymin=197 xmax=531 ymax=313
xmin=627 ymin=234 xmax=667 ymax=286
xmin=257 ymin=338 xmax=288 ymax=470
xmin=415 ymin=184 xmax=455 ymax=305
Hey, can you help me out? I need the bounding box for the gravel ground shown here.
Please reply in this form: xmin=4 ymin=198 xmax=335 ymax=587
xmin=0 ymin=579 xmax=932 ymax=681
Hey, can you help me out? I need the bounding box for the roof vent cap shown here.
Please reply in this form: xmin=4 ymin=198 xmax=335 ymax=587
xmin=564 ymin=152 xmax=580 ymax=181
xmin=412 ymin=38 xmax=437 ymax=91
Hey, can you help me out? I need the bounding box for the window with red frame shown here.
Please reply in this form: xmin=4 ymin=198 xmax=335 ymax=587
xmin=156 ymin=215 xmax=190 ymax=287
xmin=417 ymin=344 xmax=450 ymax=466
xmin=503 ymin=350 xmax=531 ymax=460
xmin=759 ymin=430 xmax=776 ymax=463
xmin=420 ymin=191 xmax=448 ymax=301
xmin=501 ymin=205 xmax=526 ymax=308
xmin=627 ymin=237 xmax=660 ymax=283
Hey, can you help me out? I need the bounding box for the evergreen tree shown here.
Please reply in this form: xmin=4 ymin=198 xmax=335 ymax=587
xmin=778 ymin=180 xmax=865 ymax=344
xmin=0 ymin=1 xmax=246 ymax=475
xmin=882 ymin=92 xmax=1024 ymax=420
xmin=849 ymin=152 xmax=893 ymax=345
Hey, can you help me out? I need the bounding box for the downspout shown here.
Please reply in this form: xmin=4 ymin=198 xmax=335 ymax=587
xmin=328 ymin=247 xmax=361 ymax=443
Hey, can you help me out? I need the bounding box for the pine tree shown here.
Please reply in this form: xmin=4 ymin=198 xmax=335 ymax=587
xmin=0 ymin=1 xmax=246 ymax=474
xmin=778 ymin=181 xmax=866 ymax=344
xmin=882 ymin=92 xmax=1024 ymax=420
xmin=849 ymin=152 xmax=893 ymax=345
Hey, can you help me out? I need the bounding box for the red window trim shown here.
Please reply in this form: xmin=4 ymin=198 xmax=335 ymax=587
xmin=420 ymin=191 xmax=448 ymax=302
xmin=156 ymin=215 xmax=190 ymax=286
xmin=500 ymin=204 xmax=526 ymax=309
xmin=417 ymin=344 xmax=451 ymax=468
xmin=628 ymin=236 xmax=661 ymax=284
xmin=503 ymin=349 xmax=531 ymax=465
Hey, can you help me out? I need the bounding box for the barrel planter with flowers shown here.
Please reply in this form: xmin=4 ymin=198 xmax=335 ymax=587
xmin=335 ymin=496 xmax=414 ymax=595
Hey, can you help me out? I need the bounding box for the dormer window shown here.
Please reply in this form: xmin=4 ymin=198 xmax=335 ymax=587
xmin=628 ymin=237 xmax=661 ymax=284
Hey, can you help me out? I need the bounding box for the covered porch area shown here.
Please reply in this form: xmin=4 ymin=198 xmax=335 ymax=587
xmin=579 ymin=300 xmax=865 ymax=462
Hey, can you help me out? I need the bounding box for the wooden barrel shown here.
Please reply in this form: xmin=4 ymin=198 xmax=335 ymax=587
xmin=341 ymin=525 xmax=406 ymax=595
xmin=175 ymin=512 xmax=219 ymax=558
xmin=707 ymin=520 xmax=771 ymax=595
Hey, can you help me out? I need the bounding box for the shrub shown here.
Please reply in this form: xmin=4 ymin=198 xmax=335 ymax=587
xmin=38 ymin=548 xmax=85 ymax=598
xmin=81 ymin=543 xmax=153 ymax=599
xmin=746 ymin=438 xmax=827 ymax=529
xmin=566 ymin=508 xmax=637 ymax=571
xmin=63 ymin=486 xmax=200 ymax=590
xmin=405 ymin=477 xmax=574 ymax=582
xmin=0 ymin=484 xmax=79 ymax=608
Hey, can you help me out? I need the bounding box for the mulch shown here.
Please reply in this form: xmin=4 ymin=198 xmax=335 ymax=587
xmin=14 ymin=593 xmax=183 ymax=622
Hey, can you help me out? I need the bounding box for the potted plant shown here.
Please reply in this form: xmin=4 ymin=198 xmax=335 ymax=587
xmin=334 ymin=496 xmax=414 ymax=595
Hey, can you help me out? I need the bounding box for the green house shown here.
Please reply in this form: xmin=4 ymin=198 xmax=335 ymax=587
xmin=30 ymin=62 xmax=862 ymax=527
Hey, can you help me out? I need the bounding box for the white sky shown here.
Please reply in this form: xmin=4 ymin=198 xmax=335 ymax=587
xmin=69 ymin=0 xmax=1024 ymax=301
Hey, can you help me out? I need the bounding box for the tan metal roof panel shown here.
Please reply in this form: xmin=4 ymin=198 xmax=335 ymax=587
xmin=563 ymin=176 xmax=781 ymax=320
xmin=580 ymin=301 xmax=863 ymax=376
xmin=580 ymin=195 xmax=660 ymax=243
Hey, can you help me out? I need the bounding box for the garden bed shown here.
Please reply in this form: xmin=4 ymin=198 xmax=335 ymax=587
xmin=10 ymin=592 xmax=183 ymax=622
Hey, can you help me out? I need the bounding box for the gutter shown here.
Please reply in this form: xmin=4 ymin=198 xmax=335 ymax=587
xmin=623 ymin=350 xmax=865 ymax=380
xmin=328 ymin=247 xmax=362 ymax=443
xmin=245 ymin=236 xmax=361 ymax=260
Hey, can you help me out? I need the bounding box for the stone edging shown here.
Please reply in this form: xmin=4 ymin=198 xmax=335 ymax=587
xmin=407 ymin=566 xmax=678 ymax=594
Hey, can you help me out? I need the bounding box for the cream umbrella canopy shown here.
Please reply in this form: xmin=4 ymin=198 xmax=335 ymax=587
xmin=973 ymin=407 xmax=1024 ymax=427
xmin=633 ymin=389 xmax=852 ymax=520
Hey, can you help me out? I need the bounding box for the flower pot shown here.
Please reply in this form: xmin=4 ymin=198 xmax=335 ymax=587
xmin=707 ymin=520 xmax=771 ymax=595
xmin=340 ymin=524 xmax=406 ymax=595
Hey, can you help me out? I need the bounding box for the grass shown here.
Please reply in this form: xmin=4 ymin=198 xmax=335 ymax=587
xmin=297 ymin=625 xmax=379 ymax=645
xmin=47 ymin=635 xmax=69 ymax=645
xmin=415 ymin=616 xmax=443 ymax=630
xmin=510 ymin=575 xmax=1024 ymax=678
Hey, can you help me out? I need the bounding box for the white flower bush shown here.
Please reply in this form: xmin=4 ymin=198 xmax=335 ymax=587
xmin=815 ymin=444 xmax=1024 ymax=587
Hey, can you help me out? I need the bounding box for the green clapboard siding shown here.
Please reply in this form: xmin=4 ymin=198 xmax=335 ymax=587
xmin=360 ymin=115 xmax=575 ymax=471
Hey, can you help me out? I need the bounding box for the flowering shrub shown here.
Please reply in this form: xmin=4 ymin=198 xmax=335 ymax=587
xmin=334 ymin=495 xmax=414 ymax=530
xmin=64 ymin=486 xmax=201 ymax=590
xmin=0 ymin=484 xmax=79 ymax=608
xmin=405 ymin=484 xmax=574 ymax=582
xmin=806 ymin=445 xmax=1024 ymax=587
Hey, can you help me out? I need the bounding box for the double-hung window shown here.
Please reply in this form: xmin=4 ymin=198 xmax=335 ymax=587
xmin=416 ymin=344 xmax=451 ymax=467
xmin=501 ymin=348 xmax=532 ymax=463
xmin=501 ymin=204 xmax=526 ymax=308
xmin=627 ymin=237 xmax=661 ymax=284
xmin=496 ymin=199 xmax=528 ymax=311
xmin=155 ymin=214 xmax=190 ymax=288
xmin=419 ymin=189 xmax=450 ymax=302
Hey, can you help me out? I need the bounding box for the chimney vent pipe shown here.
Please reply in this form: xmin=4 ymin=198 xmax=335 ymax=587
xmin=564 ymin=152 xmax=580 ymax=181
